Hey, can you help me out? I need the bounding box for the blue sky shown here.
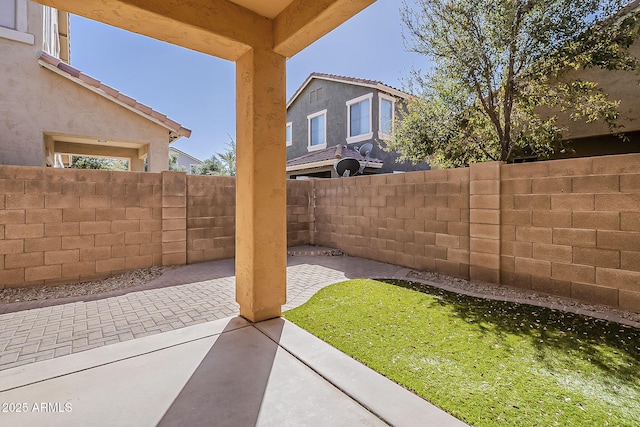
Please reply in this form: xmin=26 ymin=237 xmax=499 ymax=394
xmin=70 ymin=0 xmax=427 ymax=161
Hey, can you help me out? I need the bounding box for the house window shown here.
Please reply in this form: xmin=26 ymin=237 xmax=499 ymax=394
xmin=378 ymin=93 xmax=396 ymax=140
xmin=307 ymin=110 xmax=327 ymax=151
xmin=42 ymin=6 xmax=60 ymax=58
xmin=346 ymin=93 xmax=373 ymax=144
xmin=0 ymin=0 xmax=16 ymax=29
xmin=0 ymin=0 xmax=33 ymax=44
xmin=286 ymin=122 xmax=293 ymax=146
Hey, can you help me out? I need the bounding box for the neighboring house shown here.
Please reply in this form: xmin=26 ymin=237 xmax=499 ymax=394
xmin=169 ymin=147 xmax=203 ymax=174
xmin=550 ymin=3 xmax=640 ymax=159
xmin=0 ymin=0 xmax=191 ymax=172
xmin=285 ymin=73 xmax=430 ymax=179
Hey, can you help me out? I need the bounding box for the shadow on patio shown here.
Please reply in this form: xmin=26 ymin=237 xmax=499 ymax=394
xmin=0 ymin=315 xmax=466 ymax=426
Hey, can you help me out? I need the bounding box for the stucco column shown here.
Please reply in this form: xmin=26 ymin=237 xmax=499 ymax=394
xmin=130 ymin=157 xmax=145 ymax=172
xmin=235 ymin=47 xmax=287 ymax=322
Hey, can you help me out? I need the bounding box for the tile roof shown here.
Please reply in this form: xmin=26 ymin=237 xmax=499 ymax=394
xmin=287 ymin=144 xmax=383 ymax=168
xmin=287 ymin=72 xmax=412 ymax=108
xmin=312 ymin=72 xmax=407 ymax=93
xmin=36 ymin=51 xmax=192 ymax=139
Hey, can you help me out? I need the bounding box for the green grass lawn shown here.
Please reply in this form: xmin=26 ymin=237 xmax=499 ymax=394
xmin=283 ymin=279 xmax=640 ymax=427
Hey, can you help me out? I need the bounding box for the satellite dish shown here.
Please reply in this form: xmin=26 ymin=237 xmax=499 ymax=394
xmin=356 ymin=143 xmax=375 ymax=174
xmin=335 ymin=158 xmax=361 ymax=177
xmin=358 ymin=143 xmax=374 ymax=158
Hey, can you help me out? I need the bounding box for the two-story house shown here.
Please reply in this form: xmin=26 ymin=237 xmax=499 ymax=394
xmin=285 ymin=73 xmax=430 ymax=179
xmin=0 ymin=0 xmax=190 ymax=172
xmin=551 ymin=39 xmax=640 ymax=159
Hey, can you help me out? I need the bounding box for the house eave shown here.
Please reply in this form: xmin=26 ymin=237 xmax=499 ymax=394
xmin=287 ymin=74 xmax=411 ymax=109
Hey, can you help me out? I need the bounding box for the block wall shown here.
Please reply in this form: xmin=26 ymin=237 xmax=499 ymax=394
xmin=313 ymin=169 xmax=471 ymax=278
xmin=0 ymin=167 xmax=163 ymax=288
xmin=1 ymin=152 xmax=638 ymax=312
xmin=500 ymin=153 xmax=640 ymax=311
xmin=0 ymin=169 xmax=314 ymax=288
xmin=185 ymin=175 xmax=313 ymax=264
xmin=286 ymin=180 xmax=314 ymax=246
xmin=186 ymin=175 xmax=236 ymax=264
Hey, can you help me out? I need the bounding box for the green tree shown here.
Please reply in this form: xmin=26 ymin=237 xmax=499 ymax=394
xmin=193 ymin=154 xmax=225 ymax=176
xmin=388 ymin=0 xmax=639 ymax=168
xmin=191 ymin=136 xmax=236 ymax=176
xmin=168 ymin=151 xmax=187 ymax=172
xmin=218 ymin=137 xmax=236 ymax=176
xmin=70 ymin=156 xmax=128 ymax=171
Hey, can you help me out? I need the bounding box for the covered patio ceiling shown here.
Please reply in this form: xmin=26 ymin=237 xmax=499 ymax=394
xmin=35 ymin=0 xmax=375 ymax=61
xmin=34 ymin=0 xmax=377 ymax=323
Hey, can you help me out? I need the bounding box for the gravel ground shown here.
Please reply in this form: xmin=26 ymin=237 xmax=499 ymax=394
xmin=0 ymin=266 xmax=174 ymax=305
xmin=408 ymin=270 xmax=640 ymax=324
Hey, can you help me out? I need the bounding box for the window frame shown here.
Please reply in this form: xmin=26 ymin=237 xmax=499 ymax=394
xmin=346 ymin=93 xmax=374 ymax=144
xmin=378 ymin=93 xmax=396 ymax=141
xmin=307 ymin=109 xmax=327 ymax=152
xmin=0 ymin=0 xmax=34 ymax=45
xmin=285 ymin=122 xmax=293 ymax=147
xmin=42 ymin=5 xmax=60 ymax=57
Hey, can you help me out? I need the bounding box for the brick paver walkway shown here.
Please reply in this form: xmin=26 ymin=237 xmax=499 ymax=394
xmin=0 ymin=254 xmax=406 ymax=371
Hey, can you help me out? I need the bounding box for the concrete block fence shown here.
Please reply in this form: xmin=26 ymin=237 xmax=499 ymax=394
xmin=1 ymin=152 xmax=639 ymax=311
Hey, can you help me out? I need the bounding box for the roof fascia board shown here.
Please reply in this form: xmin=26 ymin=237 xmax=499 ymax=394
xmin=169 ymin=148 xmax=203 ymax=163
xmin=274 ymin=0 xmax=376 ymax=58
xmin=375 ymin=83 xmax=411 ymax=99
xmin=34 ymin=0 xmax=269 ymax=61
xmin=287 ymin=74 xmax=410 ymax=108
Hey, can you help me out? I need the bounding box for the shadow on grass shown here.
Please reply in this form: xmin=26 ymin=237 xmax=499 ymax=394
xmin=379 ymin=279 xmax=640 ymax=382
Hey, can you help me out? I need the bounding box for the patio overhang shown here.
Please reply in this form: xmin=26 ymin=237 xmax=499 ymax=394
xmin=35 ymin=0 xmax=375 ymax=61
xmin=35 ymin=0 xmax=377 ymax=322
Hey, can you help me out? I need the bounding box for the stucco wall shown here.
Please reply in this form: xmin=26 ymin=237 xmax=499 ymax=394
xmin=0 ymin=2 xmax=170 ymax=171
xmin=286 ymin=78 xmax=430 ymax=174
xmin=556 ymin=42 xmax=640 ymax=140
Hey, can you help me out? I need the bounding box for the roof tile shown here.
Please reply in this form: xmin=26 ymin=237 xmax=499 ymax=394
xmin=117 ymin=93 xmax=137 ymax=107
xmin=134 ymin=102 xmax=153 ymax=116
xmin=287 ymin=145 xmax=382 ymax=167
xmin=78 ymin=73 xmax=101 ymax=88
xmin=99 ymin=83 xmax=120 ymax=98
xmin=151 ymin=110 xmax=168 ymax=122
xmin=57 ymin=62 xmax=81 ymax=78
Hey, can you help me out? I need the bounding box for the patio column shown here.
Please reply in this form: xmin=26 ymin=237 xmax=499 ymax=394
xmin=235 ymin=47 xmax=287 ymax=322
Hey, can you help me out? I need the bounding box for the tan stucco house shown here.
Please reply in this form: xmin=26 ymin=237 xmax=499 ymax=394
xmin=0 ymin=0 xmax=191 ymax=172
xmin=551 ymin=40 xmax=640 ymax=158
xmin=552 ymin=3 xmax=640 ymax=158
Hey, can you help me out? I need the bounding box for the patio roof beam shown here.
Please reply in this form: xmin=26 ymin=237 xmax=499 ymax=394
xmin=54 ymin=141 xmax=139 ymax=159
xmin=35 ymin=0 xmax=272 ymax=61
xmin=273 ymin=0 xmax=376 ymax=58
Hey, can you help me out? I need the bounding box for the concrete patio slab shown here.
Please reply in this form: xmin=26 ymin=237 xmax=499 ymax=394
xmin=0 ymin=316 xmax=467 ymax=426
